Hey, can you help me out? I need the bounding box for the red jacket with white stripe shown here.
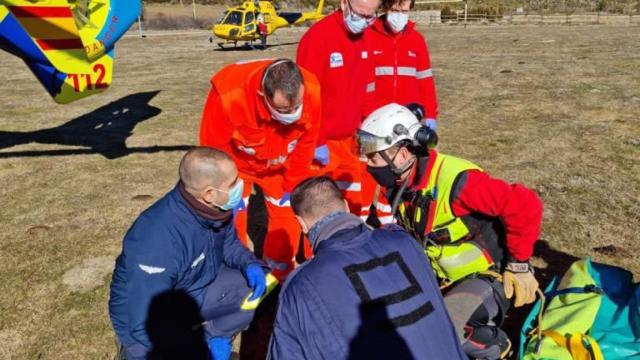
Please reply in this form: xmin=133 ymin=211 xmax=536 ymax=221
xmin=297 ymin=11 xmax=375 ymax=145
xmin=405 ymin=150 xmax=542 ymax=261
xmin=365 ymin=17 xmax=438 ymax=120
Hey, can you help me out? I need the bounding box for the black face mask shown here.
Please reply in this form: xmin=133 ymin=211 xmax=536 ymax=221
xmin=367 ymin=147 xmax=416 ymax=188
xmin=367 ymin=164 xmax=398 ymax=188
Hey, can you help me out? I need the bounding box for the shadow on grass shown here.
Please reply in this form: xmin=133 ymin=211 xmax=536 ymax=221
xmin=502 ymin=239 xmax=580 ymax=359
xmin=213 ymin=41 xmax=299 ymax=52
xmin=146 ymin=289 xmax=210 ymax=359
xmin=0 ymin=91 xmax=191 ymax=159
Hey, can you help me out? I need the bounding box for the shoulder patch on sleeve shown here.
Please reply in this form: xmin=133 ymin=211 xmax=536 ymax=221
xmin=191 ymin=253 xmax=206 ymax=268
xmin=139 ymin=264 xmax=166 ymax=274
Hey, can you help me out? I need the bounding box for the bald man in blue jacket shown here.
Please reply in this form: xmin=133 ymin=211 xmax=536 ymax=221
xmin=109 ymin=147 xmax=268 ymax=360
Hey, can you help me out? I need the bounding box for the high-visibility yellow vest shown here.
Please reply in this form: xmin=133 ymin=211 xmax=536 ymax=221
xmin=398 ymin=153 xmax=495 ymax=282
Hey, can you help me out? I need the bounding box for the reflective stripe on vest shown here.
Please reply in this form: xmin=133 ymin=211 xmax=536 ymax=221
xmin=426 ymin=241 xmax=494 ymax=282
xmin=398 ymin=153 xmax=491 ymax=282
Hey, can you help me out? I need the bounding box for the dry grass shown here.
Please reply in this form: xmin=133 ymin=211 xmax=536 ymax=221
xmin=144 ymin=3 xmax=225 ymax=21
xmin=142 ymin=4 xmax=225 ymax=29
xmin=0 ymin=23 xmax=639 ymax=358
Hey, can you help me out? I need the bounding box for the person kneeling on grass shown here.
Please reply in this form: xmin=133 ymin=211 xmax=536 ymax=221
xmin=109 ymin=147 xmax=270 ymax=360
xmin=357 ymin=103 xmax=543 ymax=359
xmin=267 ymin=176 xmax=467 ymax=360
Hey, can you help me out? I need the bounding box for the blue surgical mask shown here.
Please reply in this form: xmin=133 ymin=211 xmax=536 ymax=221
xmin=213 ymin=179 xmax=244 ymax=211
xmin=343 ymin=6 xmax=372 ymax=34
xmin=386 ymin=11 xmax=409 ymax=33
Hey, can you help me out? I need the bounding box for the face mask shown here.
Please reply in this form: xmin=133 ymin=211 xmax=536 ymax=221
xmin=386 ymin=11 xmax=408 ymax=33
xmin=265 ymin=98 xmax=303 ymax=125
xmin=213 ymin=179 xmax=244 ymax=211
xmin=367 ymin=149 xmax=415 ymax=188
xmin=367 ymin=164 xmax=398 ymax=188
xmin=343 ymin=6 xmax=371 ymax=34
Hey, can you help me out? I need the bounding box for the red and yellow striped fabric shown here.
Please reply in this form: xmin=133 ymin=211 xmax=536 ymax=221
xmin=7 ymin=5 xmax=83 ymax=51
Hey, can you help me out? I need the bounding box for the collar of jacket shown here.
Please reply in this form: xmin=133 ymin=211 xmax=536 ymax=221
xmin=408 ymin=149 xmax=437 ymax=192
xmin=175 ymin=182 xmax=233 ymax=227
xmin=309 ymin=211 xmax=364 ymax=251
xmin=372 ymin=15 xmax=415 ymax=37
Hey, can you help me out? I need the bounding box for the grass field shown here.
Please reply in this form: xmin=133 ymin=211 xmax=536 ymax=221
xmin=0 ymin=22 xmax=639 ymax=359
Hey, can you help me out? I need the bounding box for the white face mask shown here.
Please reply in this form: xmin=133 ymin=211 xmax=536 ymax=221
xmin=343 ymin=3 xmax=374 ymax=34
xmin=344 ymin=12 xmax=369 ymax=34
xmin=265 ymin=98 xmax=303 ymax=125
xmin=386 ymin=11 xmax=409 ymax=33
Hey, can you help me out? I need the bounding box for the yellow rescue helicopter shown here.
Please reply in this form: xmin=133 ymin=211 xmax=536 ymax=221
xmin=211 ymin=0 xmax=325 ymax=48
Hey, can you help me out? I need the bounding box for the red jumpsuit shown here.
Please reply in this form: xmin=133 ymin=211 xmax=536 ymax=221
xmin=296 ymin=10 xmax=375 ymax=216
xmin=361 ymin=17 xmax=440 ymax=225
xmin=200 ymin=59 xmax=321 ymax=280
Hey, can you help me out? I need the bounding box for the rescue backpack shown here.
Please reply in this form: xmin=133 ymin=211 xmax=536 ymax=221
xmin=520 ymin=257 xmax=640 ymax=360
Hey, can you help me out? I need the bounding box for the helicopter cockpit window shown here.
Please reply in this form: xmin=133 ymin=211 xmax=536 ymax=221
xmin=216 ymin=11 xmax=229 ymax=24
xmin=222 ymin=11 xmax=243 ymax=25
xmin=245 ymin=12 xmax=255 ymax=25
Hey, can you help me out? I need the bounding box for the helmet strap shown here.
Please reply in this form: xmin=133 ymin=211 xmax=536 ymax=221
xmin=380 ymin=147 xmax=414 ymax=176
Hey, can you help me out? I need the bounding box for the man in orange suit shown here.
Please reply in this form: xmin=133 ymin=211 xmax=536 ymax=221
xmin=200 ymin=59 xmax=321 ymax=281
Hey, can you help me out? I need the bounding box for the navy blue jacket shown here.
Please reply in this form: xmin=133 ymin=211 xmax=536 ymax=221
xmin=268 ymin=221 xmax=467 ymax=360
xmin=109 ymin=184 xmax=259 ymax=351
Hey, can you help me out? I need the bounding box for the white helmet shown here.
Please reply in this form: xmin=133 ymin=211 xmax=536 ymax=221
xmin=358 ymin=103 xmax=423 ymax=155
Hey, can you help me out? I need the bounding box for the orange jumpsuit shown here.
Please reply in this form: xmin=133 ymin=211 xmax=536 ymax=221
xmin=200 ymin=59 xmax=321 ymax=280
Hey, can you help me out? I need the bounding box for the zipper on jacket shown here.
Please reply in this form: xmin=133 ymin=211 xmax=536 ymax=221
xmin=393 ymin=37 xmax=398 ymax=100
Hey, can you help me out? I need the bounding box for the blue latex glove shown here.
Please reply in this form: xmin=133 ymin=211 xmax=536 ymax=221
xmin=314 ymin=144 xmax=330 ymax=166
xmin=244 ymin=264 xmax=266 ymax=301
xmin=278 ymin=192 xmax=290 ymax=206
xmin=424 ymin=118 xmax=438 ymax=132
xmin=208 ymin=336 xmax=232 ymax=360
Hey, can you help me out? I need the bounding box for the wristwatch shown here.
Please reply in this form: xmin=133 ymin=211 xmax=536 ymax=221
xmin=505 ymin=261 xmax=532 ymax=273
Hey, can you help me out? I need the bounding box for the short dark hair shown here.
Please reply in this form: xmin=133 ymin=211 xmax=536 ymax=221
xmin=262 ymin=59 xmax=303 ymax=104
xmin=381 ymin=0 xmax=415 ymax=12
xmin=291 ymin=176 xmax=345 ymax=220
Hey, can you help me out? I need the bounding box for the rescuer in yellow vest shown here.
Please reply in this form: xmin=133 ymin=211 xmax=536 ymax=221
xmin=357 ymin=103 xmax=544 ymax=360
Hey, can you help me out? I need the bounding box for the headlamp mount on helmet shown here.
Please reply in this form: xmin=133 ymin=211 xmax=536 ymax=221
xmin=401 ymin=103 xmax=437 ymax=157
xmin=411 ymin=126 xmax=437 ymax=157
